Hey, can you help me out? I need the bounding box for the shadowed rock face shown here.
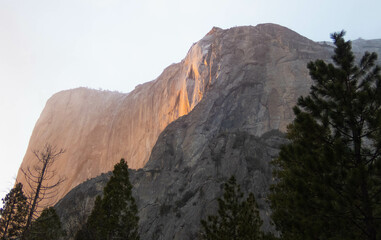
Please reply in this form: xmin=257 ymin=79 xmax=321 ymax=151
xmin=23 ymin=24 xmax=381 ymax=240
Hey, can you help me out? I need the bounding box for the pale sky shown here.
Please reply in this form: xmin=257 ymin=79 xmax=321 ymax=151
xmin=1 ymin=0 xmax=381 ymax=201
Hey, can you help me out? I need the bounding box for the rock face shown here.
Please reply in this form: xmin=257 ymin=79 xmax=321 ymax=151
xmin=22 ymin=24 xmax=381 ymax=239
xmin=16 ymin=34 xmax=213 ymax=203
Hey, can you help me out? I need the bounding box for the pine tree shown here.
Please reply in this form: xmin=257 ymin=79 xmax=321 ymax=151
xmin=200 ymin=176 xmax=264 ymax=240
xmin=269 ymin=31 xmax=381 ymax=240
xmin=75 ymin=159 xmax=140 ymax=240
xmin=27 ymin=207 xmax=64 ymax=240
xmin=0 ymin=183 xmax=28 ymax=240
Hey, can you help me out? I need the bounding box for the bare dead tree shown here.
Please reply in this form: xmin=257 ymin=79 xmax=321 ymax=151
xmin=20 ymin=144 xmax=65 ymax=239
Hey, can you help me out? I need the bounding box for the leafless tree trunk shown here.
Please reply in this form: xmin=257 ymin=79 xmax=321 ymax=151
xmin=20 ymin=144 xmax=65 ymax=239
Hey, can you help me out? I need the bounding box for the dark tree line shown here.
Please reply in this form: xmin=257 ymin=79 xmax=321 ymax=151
xmin=1 ymin=153 xmax=141 ymax=240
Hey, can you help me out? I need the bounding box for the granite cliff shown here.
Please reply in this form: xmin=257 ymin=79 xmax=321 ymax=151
xmin=16 ymin=33 xmax=213 ymax=203
xmin=17 ymin=24 xmax=381 ymax=239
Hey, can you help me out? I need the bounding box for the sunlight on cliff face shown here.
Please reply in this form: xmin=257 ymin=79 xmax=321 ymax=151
xmin=178 ymin=89 xmax=191 ymax=117
xmin=192 ymin=64 xmax=200 ymax=80
xmin=184 ymin=41 xmax=208 ymax=111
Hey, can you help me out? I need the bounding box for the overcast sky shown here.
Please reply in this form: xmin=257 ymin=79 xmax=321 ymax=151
xmin=1 ymin=0 xmax=381 ymax=200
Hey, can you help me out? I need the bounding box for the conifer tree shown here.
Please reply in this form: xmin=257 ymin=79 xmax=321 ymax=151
xmin=200 ymin=176 xmax=264 ymax=240
xmin=269 ymin=31 xmax=381 ymax=240
xmin=0 ymin=183 xmax=28 ymax=240
xmin=75 ymin=159 xmax=139 ymax=240
xmin=27 ymin=207 xmax=64 ymax=240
